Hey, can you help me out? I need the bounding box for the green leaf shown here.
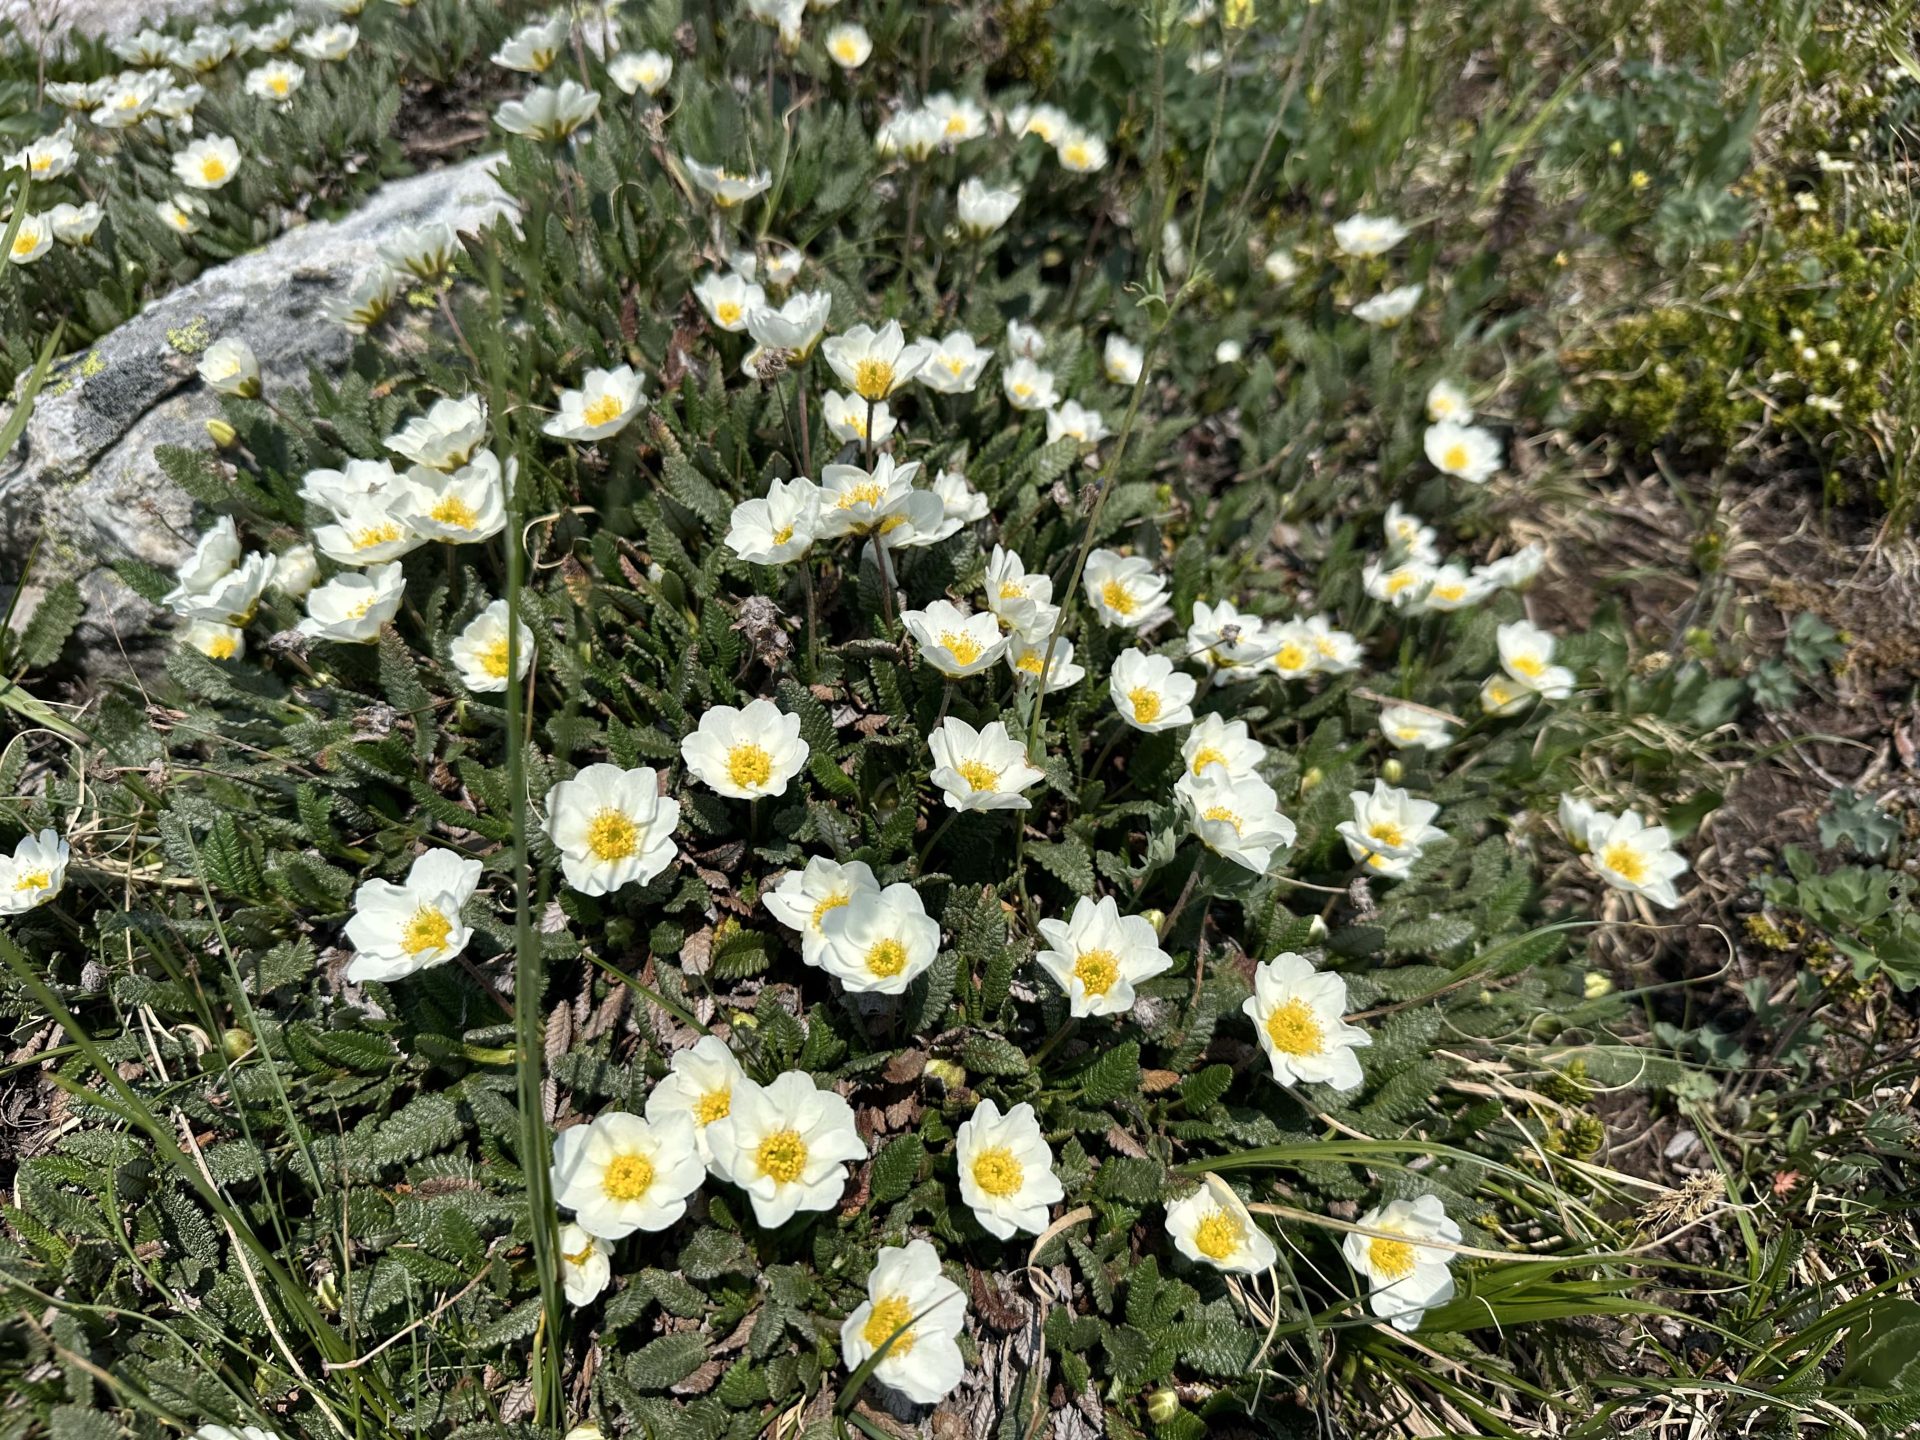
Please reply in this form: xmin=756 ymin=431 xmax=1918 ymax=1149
xmin=15 ymin=580 xmax=82 ymax=671
xmin=1075 ymin=1040 xmax=1140 ymax=1104
xmin=868 ymin=1134 xmax=923 ymax=1206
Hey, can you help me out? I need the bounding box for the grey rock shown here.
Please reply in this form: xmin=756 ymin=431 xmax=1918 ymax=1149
xmin=0 ymin=152 xmax=510 ymax=674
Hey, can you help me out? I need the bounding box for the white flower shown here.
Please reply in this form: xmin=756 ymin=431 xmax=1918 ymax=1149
xmin=314 ymin=495 xmax=427 ymax=567
xmin=765 ymin=857 xmax=880 ymax=966
xmin=1408 ymin=563 xmax=1490 ymax=613
xmin=153 ymin=193 xmax=206 ymax=235
xmin=928 ymin=717 xmax=1045 ymax=811
xmin=558 ymin=1223 xmax=611 ymax=1306
xmin=1243 ymin=952 xmax=1369 ymax=1090
xmin=918 ymin=330 xmax=990 ymax=395
xmin=1177 ymin=714 xmax=1266 ymax=793
xmin=1585 ymin=810 xmax=1688 ymax=908
xmin=1558 ymin=795 xmax=1602 ymax=852
xmin=708 ymin=1070 xmax=867 ymax=1226
xmin=744 ymin=289 xmax=833 ymax=369
xmin=762 ymin=243 xmax=804 ymax=285
xmin=1260 ymin=620 xmax=1320 ymax=683
xmin=645 ymin=1035 xmax=749 ymax=1168
xmin=450 ymin=598 xmax=534 ymax=694
xmin=1302 ymin=614 xmax=1363 ymax=673
xmin=955 ymin=176 xmax=1019 ymax=237
xmin=1336 ymin=780 xmax=1446 ymax=878
xmin=1036 ymin=894 xmax=1172 ymax=1017
xmin=984 ymin=546 xmax=1056 ymax=640
xmin=1475 ymin=544 xmax=1546 ymax=590
xmin=1263 ymin=249 xmax=1300 ymax=283
xmin=92 ymin=75 xmax=160 ymax=128
xmin=377 ymin=221 xmax=460 ymax=280
xmin=404 ymin=452 xmax=511 ymax=544
xmin=113 ymin=27 xmax=179 ymax=64
xmin=9 ymin=134 xmax=77 ymax=180
xmin=387 ymin=395 xmax=488 ymax=472
xmin=694 ymin=270 xmax=766 ymax=332
xmin=197 ymin=337 xmax=260 ymax=396
xmin=1182 ymin=773 xmax=1296 ymax=873
xmin=299 ymin=457 xmax=404 ymax=514
xmin=1083 ymin=549 xmax=1171 ymax=630
xmin=181 ymin=619 xmax=246 ymax=660
xmin=840 ymin=1240 xmax=967 ymax=1405
xmin=323 ymin=265 xmax=402 ymax=333
xmin=164 ymin=516 xmax=241 ymax=601
xmin=823 ymin=388 xmax=894 ymax=446
xmin=682 ymin=699 xmax=809 ymax=800
xmin=1110 ymin=648 xmax=1196 ymax=732
xmin=266 ymin=544 xmax=317 ymax=601
xmin=1332 ymin=212 xmax=1409 ymax=257
xmin=552 ymin=1109 xmax=704 ymax=1238
xmin=6 ymin=214 xmax=51 ymax=265
xmin=682 ymin=156 xmax=773 ymax=208
xmin=1006 ymin=634 xmax=1084 ymax=691
xmin=1344 ymin=1195 xmax=1461 ymax=1332
xmin=171 ymin=553 xmax=274 ymax=627
xmin=492 ymin=16 xmax=569 ymax=73
xmin=1001 ymin=356 xmax=1058 ymax=410
xmin=822 ymin=320 xmax=932 ymax=401
xmin=1352 ymin=284 xmax=1423 ymax=325
xmin=1055 ymin=128 xmax=1108 ymax=172
xmin=956 ymin=1099 xmax=1063 ymax=1239
xmin=727 ymin=475 xmax=821 ymax=564
xmin=1363 ymin=557 xmax=1435 ymax=609
xmin=1167 ymin=1174 xmax=1278 ymax=1274
xmin=1187 ymin=598 xmax=1279 ymax=682
xmin=543 ymin=366 xmax=647 ymax=442
xmin=247 ymin=15 xmax=301 ymax=51
xmin=1008 ymin=103 xmax=1069 ymax=144
xmin=818 ymin=883 xmax=940 ymax=994
xmin=1425 ymin=379 xmax=1472 ymax=424
xmin=914 ymin=467 xmax=988 ymax=544
xmin=825 ymin=22 xmax=871 ymax=67
xmin=1103 ymin=334 xmax=1144 ymax=385
xmin=544 ymin=765 xmax=680 ymax=895
xmin=173 ymin=134 xmax=240 ymax=190
xmin=1383 ymin=502 xmax=1439 ymax=564
xmin=609 ymin=49 xmax=673 ymax=96
xmin=1214 ymin=339 xmax=1244 ymax=365
xmin=1005 ymin=319 xmax=1045 ymax=358
xmin=902 ymin=600 xmax=1007 ymax=677
xmin=1496 ymin=620 xmax=1575 ymax=700
xmin=0 ymin=829 xmax=69 ymax=914
xmin=816 ymin=456 xmax=937 ymax=539
xmin=49 ymin=201 xmax=103 ymax=246
xmin=495 ymin=80 xmax=600 ymax=140
xmin=244 ymin=60 xmax=303 ymax=102
xmin=925 ymin=91 xmax=988 ymax=144
xmin=1379 ymin=705 xmax=1454 ymax=751
xmin=1424 ymin=422 xmax=1501 ymax=484
xmin=343 ymin=848 xmax=484 ymax=983
xmin=1046 ymin=400 xmax=1110 ymax=449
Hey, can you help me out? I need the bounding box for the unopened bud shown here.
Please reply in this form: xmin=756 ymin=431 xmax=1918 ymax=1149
xmin=1146 ymin=1389 xmax=1181 ymax=1425
xmin=924 ymin=1058 xmax=966 ymax=1090
xmin=205 ymin=418 xmax=238 ymax=449
xmin=1140 ymin=908 xmax=1167 ymax=932
xmin=1583 ymin=971 xmax=1614 ymax=1000
xmin=314 ymin=1273 xmax=340 ymax=1311
xmin=221 ymin=1026 xmax=253 ymax=1061
xmin=1381 ymin=758 xmax=1404 ymax=784
xmin=1300 ymin=767 xmax=1323 ymax=793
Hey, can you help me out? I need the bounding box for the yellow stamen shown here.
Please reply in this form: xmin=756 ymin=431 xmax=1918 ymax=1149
xmin=940 ymin=632 xmax=983 ymax=666
xmin=861 ymin=1295 xmax=916 ymax=1355
xmin=1099 ymin=579 xmax=1137 ymax=616
xmin=1194 ymin=1208 xmax=1243 ymax=1261
xmin=970 ymin=1146 xmax=1023 ymax=1197
xmin=586 ymin=808 xmax=638 ymax=861
xmin=956 ymin=759 xmax=999 ymax=792
xmin=693 ymin=1087 xmax=731 ymax=1125
xmin=865 ymin=938 xmax=909 ymax=978
xmin=430 ymin=495 xmax=479 ymax=531
xmin=1128 ymin=687 xmax=1162 ymax=724
xmin=1072 ymin=948 xmax=1119 ymax=997
xmin=1264 ymin=998 xmax=1325 ymax=1056
xmin=582 ymin=393 xmax=624 ymax=428
xmin=756 ymin=1128 xmax=807 ymax=1183
xmin=401 ymin=905 xmax=453 ymax=956
xmin=851 ymin=357 xmax=894 ymax=399
xmin=1369 ymin=1236 xmax=1417 ymax=1279
xmin=478 ymin=636 xmax=512 ymax=679
xmin=601 ymin=1152 xmax=655 ymax=1202
xmin=1600 ymin=841 xmax=1648 ymax=885
xmin=726 ymin=743 xmax=773 ymax=790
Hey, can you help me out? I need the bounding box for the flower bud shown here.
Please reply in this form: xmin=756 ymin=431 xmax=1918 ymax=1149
xmin=1381 ymin=758 xmax=1405 ymax=784
xmin=924 ymin=1057 xmax=966 ymax=1090
xmin=205 ymin=418 xmax=238 ymax=449
xmin=314 ymin=1273 xmax=340 ymax=1311
xmin=221 ymin=1026 xmax=254 ymax=1061
xmin=1140 ymin=908 xmax=1166 ymax=932
xmin=1300 ymin=767 xmax=1323 ymax=793
xmin=1146 ymin=1389 xmax=1182 ymax=1425
xmin=1583 ymin=971 xmax=1614 ymax=1000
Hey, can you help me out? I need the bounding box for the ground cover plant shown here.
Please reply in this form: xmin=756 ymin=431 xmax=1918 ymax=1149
xmin=2 ymin=0 xmax=1919 ymax=1438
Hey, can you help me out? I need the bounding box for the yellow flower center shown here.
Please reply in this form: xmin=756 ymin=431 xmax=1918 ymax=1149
xmin=943 ymin=355 xmax=967 ymax=376
xmin=862 ymin=1295 xmax=916 ymax=1355
xmin=353 ymin=522 xmax=403 ymax=551
xmin=1072 ymin=948 xmax=1119 ymax=997
xmin=601 ymin=1151 xmax=655 ymax=1202
xmin=1601 ymin=841 xmax=1648 ymax=885
xmin=852 ymin=357 xmax=895 ymax=399
xmin=586 ymin=808 xmax=639 ymax=861
xmin=1063 ymin=142 xmax=1091 ymax=168
xmin=956 ymin=759 xmax=1000 ymax=792
xmin=997 ymin=581 xmax=1026 ymax=600
xmin=30 ymin=155 xmax=51 ymax=173
xmin=971 ymin=1146 xmax=1023 ymax=1197
xmin=269 ymin=75 xmax=289 ymax=95
xmin=1509 ymin=653 xmax=1546 ymax=679
xmin=343 ymin=596 xmax=378 ymax=621
xmin=1432 ymin=583 xmax=1466 ymax=603
xmin=401 ymin=904 xmax=453 ymax=956
xmin=1202 ymin=805 xmax=1243 ymax=835
xmin=940 ymin=632 xmax=983 ymax=666
xmin=810 ymin=890 xmax=851 ymax=932
xmin=1397 ymin=726 xmax=1423 ymax=741
xmin=693 ymin=1086 xmax=731 ymax=1125
xmin=1384 ymin=571 xmax=1418 ymax=595
xmin=832 ymin=38 xmax=859 ymax=61
xmin=205 ymin=633 xmax=239 ymax=660
xmin=1015 ymin=651 xmax=1045 ymax=675
xmin=1274 ymin=642 xmax=1310 ymax=673
xmin=14 ymin=870 xmax=51 ymax=893
xmin=835 ymin=480 xmax=886 ymax=510
xmin=1191 ymin=746 xmax=1227 ymax=776
xmin=727 ymin=743 xmax=774 ymax=790
xmin=582 ymin=393 xmax=624 ymax=427
xmin=1442 ymin=444 xmax=1469 ymax=471
xmin=715 ymin=301 xmax=741 ymax=326
xmin=1369 ymin=1236 xmax=1417 ymax=1280
xmin=1264 ymin=998 xmax=1325 ymax=1056
xmin=1099 ymin=578 xmax=1137 ymax=616
xmin=431 ymin=495 xmax=479 ymax=530
xmin=865 ymin=938 xmax=909 ymax=978
xmin=478 ymin=635 xmax=512 ymax=679
xmin=1367 ymin=821 xmax=1407 ymax=850
xmin=11 ymin=232 xmax=35 ymax=256
xmin=1128 ymin=687 xmax=1162 ymax=724
xmin=944 ymin=112 xmax=969 ymax=137
xmin=1194 ymin=1208 xmax=1244 ymax=1261
xmin=756 ymin=1128 xmax=808 ymax=1183
xmin=563 ymin=1234 xmax=597 ymax=1265
xmin=199 ymin=156 xmax=228 ymax=183
xmin=772 ymin=523 xmax=795 ymax=545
